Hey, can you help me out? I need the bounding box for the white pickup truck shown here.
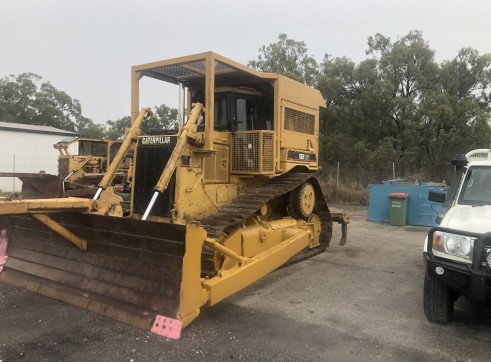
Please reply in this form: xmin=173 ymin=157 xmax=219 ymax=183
xmin=423 ymin=149 xmax=491 ymax=323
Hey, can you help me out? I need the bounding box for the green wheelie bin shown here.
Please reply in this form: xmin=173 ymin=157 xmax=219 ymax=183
xmin=389 ymin=193 xmax=408 ymax=226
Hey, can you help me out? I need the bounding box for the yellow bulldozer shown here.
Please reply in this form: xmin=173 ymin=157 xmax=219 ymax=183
xmin=55 ymin=136 xmax=131 ymax=195
xmin=0 ymin=137 xmax=130 ymax=199
xmin=0 ymin=52 xmax=348 ymax=339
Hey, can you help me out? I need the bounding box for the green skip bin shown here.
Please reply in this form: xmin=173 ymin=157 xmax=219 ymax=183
xmin=389 ymin=193 xmax=408 ymax=226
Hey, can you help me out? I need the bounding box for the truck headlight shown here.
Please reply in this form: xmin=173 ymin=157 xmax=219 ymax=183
xmin=486 ymin=249 xmax=491 ymax=269
xmin=432 ymin=231 xmax=475 ymax=263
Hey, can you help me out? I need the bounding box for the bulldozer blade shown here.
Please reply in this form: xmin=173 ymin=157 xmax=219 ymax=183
xmin=0 ymin=172 xmax=64 ymax=198
xmin=0 ymin=213 xmax=189 ymax=337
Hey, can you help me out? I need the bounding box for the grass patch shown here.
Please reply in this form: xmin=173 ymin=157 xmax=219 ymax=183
xmin=319 ymin=175 xmax=369 ymax=205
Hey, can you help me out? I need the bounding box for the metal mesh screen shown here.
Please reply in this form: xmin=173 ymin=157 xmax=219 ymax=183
xmin=284 ymin=107 xmax=315 ymax=134
xmin=262 ymin=132 xmax=274 ymax=172
xmin=215 ymin=61 xmax=234 ymax=73
xmin=133 ymin=145 xmax=175 ymax=217
xmin=151 ymin=61 xmax=234 ymax=81
xmin=153 ymin=65 xmax=201 ymax=79
xmin=231 ymin=131 xmax=274 ymax=174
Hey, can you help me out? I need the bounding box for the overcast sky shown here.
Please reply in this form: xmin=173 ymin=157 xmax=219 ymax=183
xmin=1 ymin=0 xmax=490 ymax=124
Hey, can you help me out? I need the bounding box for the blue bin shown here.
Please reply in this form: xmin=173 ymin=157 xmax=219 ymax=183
xmin=368 ymin=182 xmax=445 ymax=227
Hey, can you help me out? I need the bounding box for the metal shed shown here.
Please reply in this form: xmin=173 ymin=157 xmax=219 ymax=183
xmin=0 ymin=121 xmax=76 ymax=192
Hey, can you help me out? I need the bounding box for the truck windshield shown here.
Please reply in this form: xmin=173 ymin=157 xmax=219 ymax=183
xmin=458 ymin=166 xmax=491 ymax=205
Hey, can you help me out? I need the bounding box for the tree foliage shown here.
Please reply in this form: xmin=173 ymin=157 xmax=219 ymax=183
xmin=76 ymin=115 xmax=106 ymax=139
xmin=248 ymin=33 xmax=319 ymax=86
xmin=105 ymin=116 xmax=131 ymax=140
xmin=105 ymin=104 xmax=179 ymax=140
xmin=0 ymin=73 xmax=178 ymax=141
xmin=316 ymin=30 xmax=491 ymax=175
xmin=146 ymin=104 xmax=179 ymax=131
xmin=0 ymin=73 xmax=104 ymax=138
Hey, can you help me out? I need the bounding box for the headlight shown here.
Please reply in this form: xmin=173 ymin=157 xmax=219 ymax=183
xmin=432 ymin=231 xmax=476 ymax=263
xmin=486 ymin=249 xmax=491 ymax=268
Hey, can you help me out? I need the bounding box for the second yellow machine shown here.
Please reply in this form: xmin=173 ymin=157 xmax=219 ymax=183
xmin=0 ymin=52 xmax=348 ymax=339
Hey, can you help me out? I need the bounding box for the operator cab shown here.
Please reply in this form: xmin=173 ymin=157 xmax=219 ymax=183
xmin=193 ymin=87 xmax=273 ymax=132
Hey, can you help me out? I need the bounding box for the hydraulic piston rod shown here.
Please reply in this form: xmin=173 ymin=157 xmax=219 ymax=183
xmin=142 ymin=103 xmax=204 ymax=220
xmin=93 ymin=107 xmax=152 ymax=200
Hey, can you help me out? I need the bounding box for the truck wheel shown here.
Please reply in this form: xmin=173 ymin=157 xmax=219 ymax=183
xmin=288 ymin=181 xmax=316 ymax=220
xmin=423 ymin=272 xmax=455 ymax=324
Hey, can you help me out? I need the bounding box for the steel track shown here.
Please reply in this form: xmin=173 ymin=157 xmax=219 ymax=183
xmin=198 ymin=173 xmax=334 ymax=274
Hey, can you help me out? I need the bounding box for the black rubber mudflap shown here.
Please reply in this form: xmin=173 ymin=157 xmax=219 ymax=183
xmin=0 ymin=213 xmax=186 ymax=330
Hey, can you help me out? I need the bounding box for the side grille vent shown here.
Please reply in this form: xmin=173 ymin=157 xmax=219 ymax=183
xmin=231 ymin=131 xmax=275 ymax=175
xmin=284 ymin=107 xmax=315 ymax=135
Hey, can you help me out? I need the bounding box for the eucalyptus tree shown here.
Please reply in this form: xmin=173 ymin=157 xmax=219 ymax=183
xmin=318 ymin=31 xmax=491 ymax=174
xmin=248 ymin=33 xmax=319 ymax=86
xmin=0 ymin=73 xmax=104 ymax=138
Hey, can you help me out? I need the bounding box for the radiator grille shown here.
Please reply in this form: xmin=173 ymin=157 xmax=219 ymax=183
xmin=133 ymin=144 xmax=175 ymax=217
xmin=231 ymin=131 xmax=274 ymax=174
xmin=284 ymin=107 xmax=315 ymax=134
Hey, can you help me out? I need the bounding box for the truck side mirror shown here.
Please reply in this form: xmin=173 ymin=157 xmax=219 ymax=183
xmin=428 ymin=190 xmax=446 ymax=204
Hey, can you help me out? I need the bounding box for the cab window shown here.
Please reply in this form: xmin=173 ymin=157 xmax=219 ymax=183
xmin=233 ymin=97 xmax=259 ymax=131
xmin=214 ymin=97 xmax=229 ymax=131
xmin=78 ymin=141 xmax=107 ymax=157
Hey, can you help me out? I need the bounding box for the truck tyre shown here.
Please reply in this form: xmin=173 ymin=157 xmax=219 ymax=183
xmin=288 ymin=181 xmax=316 ymax=220
xmin=423 ymin=272 xmax=455 ymax=324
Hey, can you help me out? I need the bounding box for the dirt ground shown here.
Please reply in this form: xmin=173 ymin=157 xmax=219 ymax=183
xmin=1 ymin=205 xmax=491 ymax=362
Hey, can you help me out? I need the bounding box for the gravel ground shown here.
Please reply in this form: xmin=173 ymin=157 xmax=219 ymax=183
xmin=1 ymin=205 xmax=491 ymax=361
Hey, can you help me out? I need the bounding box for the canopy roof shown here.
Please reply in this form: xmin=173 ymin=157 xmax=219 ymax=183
xmin=132 ymin=51 xmax=278 ymax=88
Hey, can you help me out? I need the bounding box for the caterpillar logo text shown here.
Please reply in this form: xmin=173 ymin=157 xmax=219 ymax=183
xmin=139 ymin=136 xmax=175 ymax=145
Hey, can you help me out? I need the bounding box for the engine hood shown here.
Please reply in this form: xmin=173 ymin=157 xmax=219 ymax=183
xmin=440 ymin=205 xmax=491 ymax=234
